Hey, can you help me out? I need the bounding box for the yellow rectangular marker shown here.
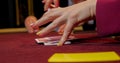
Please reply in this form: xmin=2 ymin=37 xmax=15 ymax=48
xmin=48 ymin=51 xmax=120 ymax=62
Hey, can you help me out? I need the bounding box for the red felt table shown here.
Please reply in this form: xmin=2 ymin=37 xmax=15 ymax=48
xmin=0 ymin=31 xmax=120 ymax=63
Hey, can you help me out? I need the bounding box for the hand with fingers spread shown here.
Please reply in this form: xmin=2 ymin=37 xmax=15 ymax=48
xmin=42 ymin=0 xmax=87 ymax=34
xmin=32 ymin=0 xmax=97 ymax=46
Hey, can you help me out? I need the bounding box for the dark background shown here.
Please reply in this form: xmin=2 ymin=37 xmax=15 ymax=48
xmin=0 ymin=0 xmax=68 ymax=28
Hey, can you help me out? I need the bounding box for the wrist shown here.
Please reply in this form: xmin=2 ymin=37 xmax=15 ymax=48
xmin=87 ymin=0 xmax=97 ymax=18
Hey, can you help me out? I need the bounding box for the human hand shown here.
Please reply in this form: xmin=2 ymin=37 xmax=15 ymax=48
xmin=32 ymin=0 xmax=96 ymax=46
xmin=42 ymin=0 xmax=59 ymax=11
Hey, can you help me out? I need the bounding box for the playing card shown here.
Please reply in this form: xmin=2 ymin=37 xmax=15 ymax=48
xmin=35 ymin=35 xmax=75 ymax=45
xmin=35 ymin=35 xmax=75 ymax=43
xmin=44 ymin=41 xmax=71 ymax=46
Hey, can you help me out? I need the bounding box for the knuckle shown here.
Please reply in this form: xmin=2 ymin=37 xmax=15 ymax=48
xmin=69 ymin=14 xmax=77 ymax=19
xmin=47 ymin=14 xmax=54 ymax=18
xmin=52 ymin=22 xmax=58 ymax=26
xmin=68 ymin=14 xmax=78 ymax=23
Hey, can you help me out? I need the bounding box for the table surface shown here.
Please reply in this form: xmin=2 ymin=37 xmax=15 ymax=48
xmin=0 ymin=32 xmax=120 ymax=63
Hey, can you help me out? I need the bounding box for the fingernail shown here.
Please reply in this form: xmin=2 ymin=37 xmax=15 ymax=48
xmin=58 ymin=32 xmax=63 ymax=34
xmin=57 ymin=42 xmax=63 ymax=46
xmin=42 ymin=1 xmax=45 ymax=3
xmin=58 ymin=31 xmax=64 ymax=34
xmin=34 ymin=30 xmax=39 ymax=32
xmin=30 ymin=23 xmax=35 ymax=28
xmin=30 ymin=23 xmax=34 ymax=26
xmin=36 ymin=31 xmax=41 ymax=35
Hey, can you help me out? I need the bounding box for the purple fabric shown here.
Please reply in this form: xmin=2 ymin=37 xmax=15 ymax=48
xmin=96 ymin=0 xmax=120 ymax=36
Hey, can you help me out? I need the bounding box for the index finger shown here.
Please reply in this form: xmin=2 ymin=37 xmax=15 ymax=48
xmin=32 ymin=8 xmax=62 ymax=28
xmin=32 ymin=13 xmax=55 ymax=29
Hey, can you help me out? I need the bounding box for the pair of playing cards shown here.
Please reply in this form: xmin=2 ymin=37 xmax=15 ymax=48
xmin=35 ymin=36 xmax=75 ymax=46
